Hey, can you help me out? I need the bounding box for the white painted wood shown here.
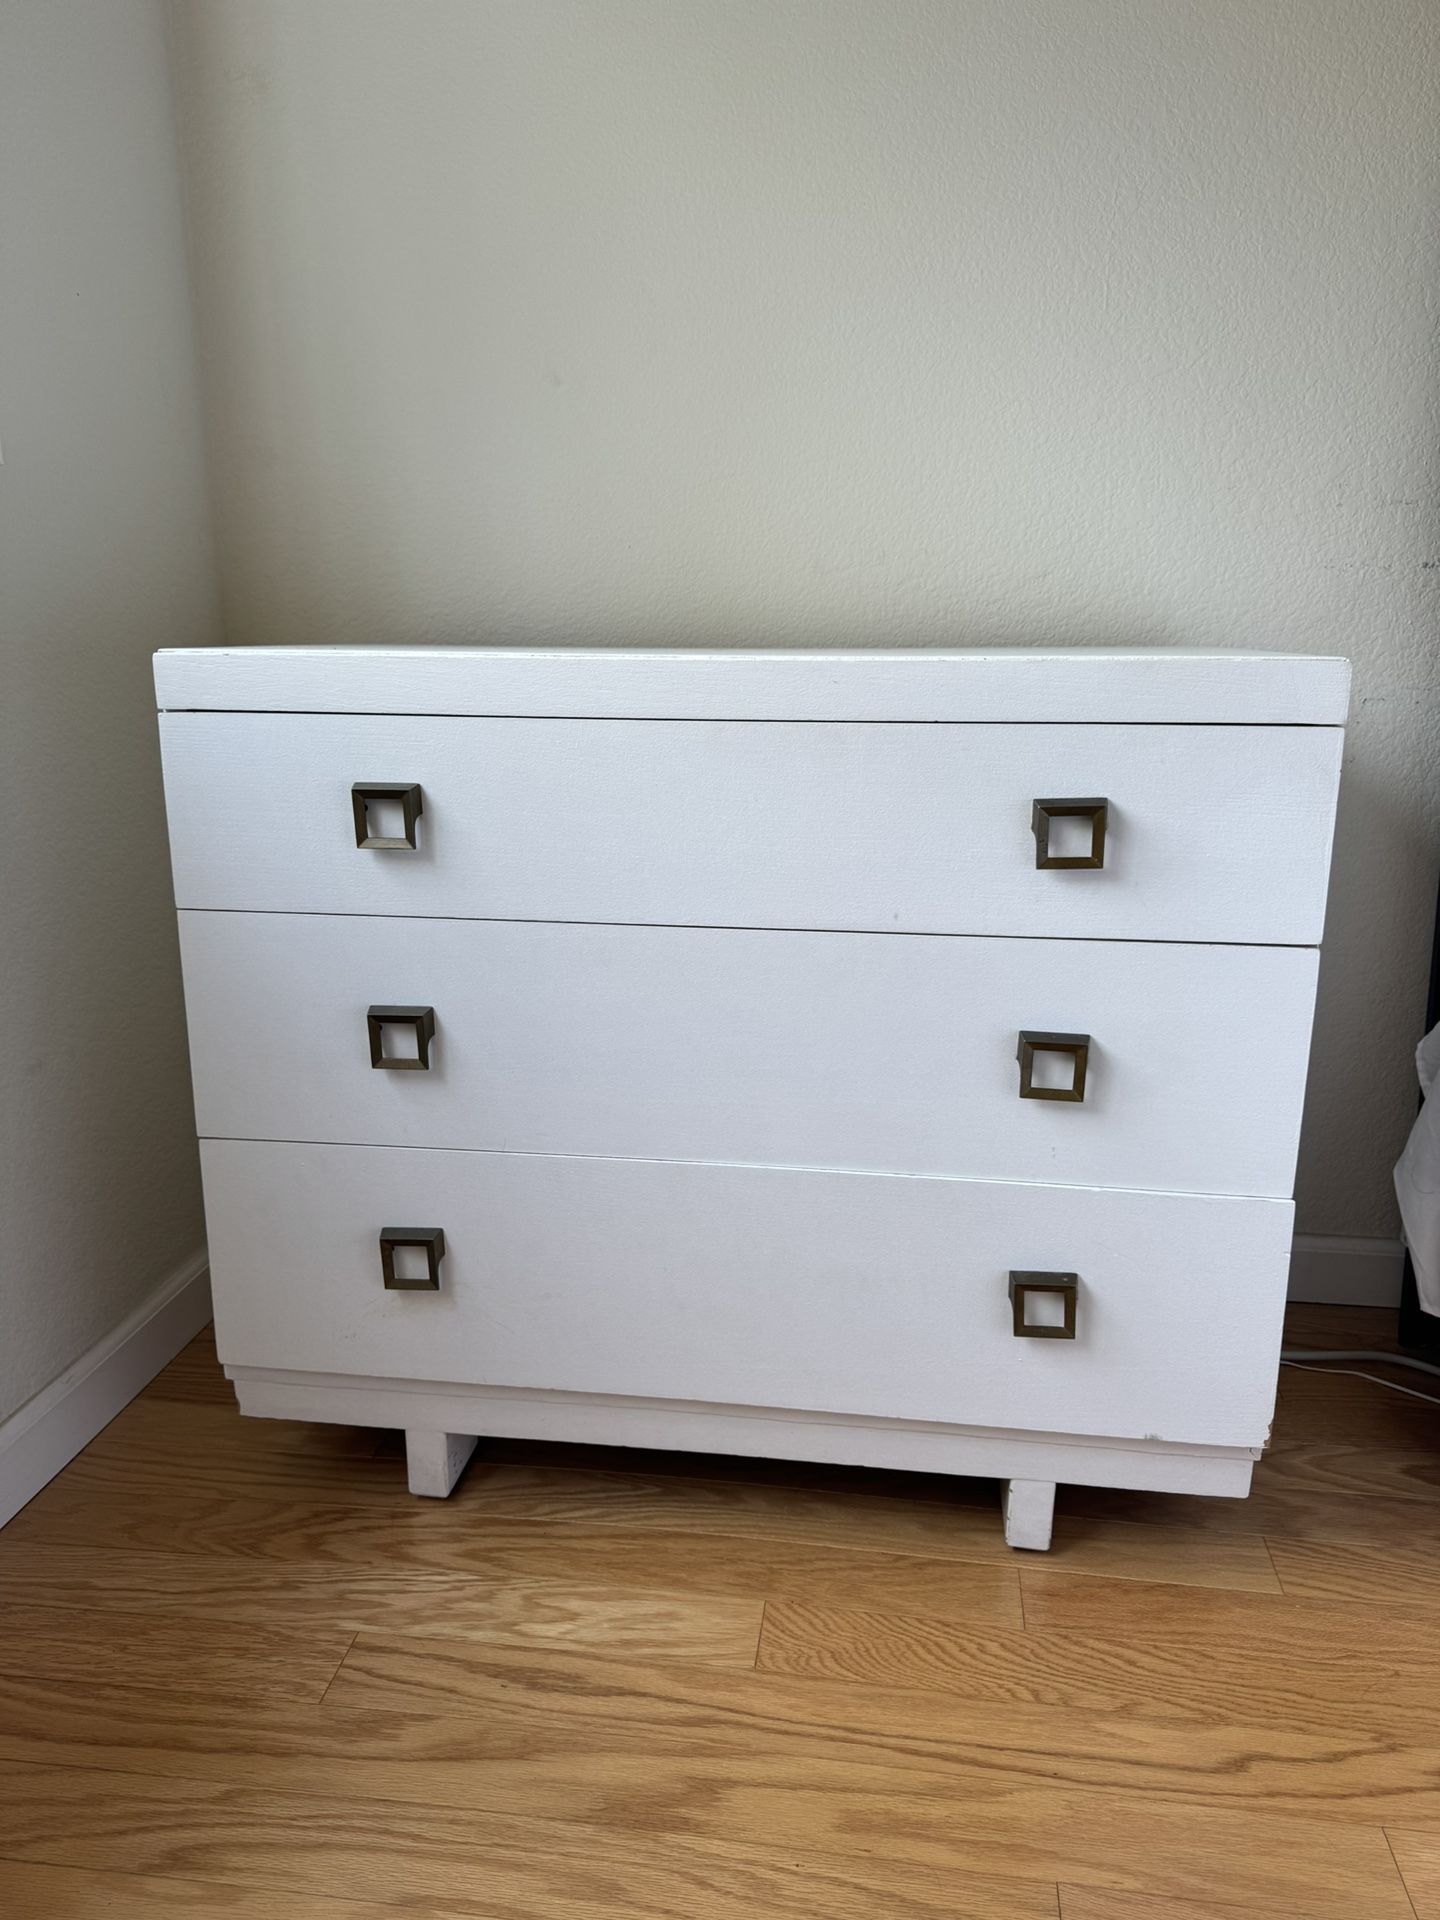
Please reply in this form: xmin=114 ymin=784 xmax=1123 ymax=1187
xmin=1288 ymin=1234 xmax=1406 ymax=1306
xmin=180 ymin=911 xmax=1319 ymax=1199
xmin=159 ymin=712 xmax=1344 ymax=945
xmin=230 ymin=1366 xmax=1257 ymax=1498
xmin=1003 ymin=1478 xmax=1057 ymax=1550
xmin=156 ymin=648 xmax=1347 ymax=1537
xmin=404 ymin=1428 xmax=477 ymax=1497
xmin=200 ymin=1139 xmax=1294 ymax=1449
xmin=154 ymin=646 xmax=1353 ymax=727
xmin=0 ymin=1252 xmax=211 ymax=1530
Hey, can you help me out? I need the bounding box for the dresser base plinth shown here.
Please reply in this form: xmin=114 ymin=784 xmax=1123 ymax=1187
xmin=228 ymin=1364 xmax=1259 ymax=1548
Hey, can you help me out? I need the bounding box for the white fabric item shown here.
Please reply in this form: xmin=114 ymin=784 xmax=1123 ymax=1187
xmin=1394 ymin=1021 xmax=1440 ymax=1316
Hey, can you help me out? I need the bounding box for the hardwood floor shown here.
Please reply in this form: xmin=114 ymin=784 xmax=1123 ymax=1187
xmin=0 ymin=1305 xmax=1435 ymax=1917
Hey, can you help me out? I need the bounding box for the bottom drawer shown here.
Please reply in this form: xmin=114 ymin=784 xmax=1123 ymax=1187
xmin=201 ymin=1141 xmax=1293 ymax=1449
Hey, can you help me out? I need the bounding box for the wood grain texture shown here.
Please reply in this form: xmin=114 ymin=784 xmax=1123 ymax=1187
xmin=2 ymin=1634 xmax=1436 ymax=1829
xmin=1059 ymin=1890 xmax=1337 ymax=1920
xmin=1055 ymin=1440 xmax=1440 ymax=1544
xmin=321 ymin=1633 xmax=1440 ymax=1827
xmin=98 ymin=1393 xmax=382 ymax=1463
xmin=0 ymin=1550 xmax=758 ymax=1664
xmin=0 ymin=1757 xmax=1409 ymax=1919
xmin=0 ymin=1302 xmax=1430 ymax=1919
xmin=0 ymin=1523 xmax=1025 ymax=1627
xmin=145 ymin=1326 xmax=236 ymax=1405
xmin=1019 ymin=1572 xmax=1440 ymax=1651
xmin=1282 ymin=1304 xmax=1402 ymax=1351
xmin=68 ymin=1427 xmax=412 ymax=1507
xmin=1250 ymin=1432 xmax=1440 ymax=1524
xmin=5 ymin=1453 xmax=1278 ymax=1594
xmin=80 ymin=1404 xmax=1440 ymax=1549
xmin=1266 ymin=1535 xmax=1440 ymax=1607
xmin=0 ymin=1860 xmax=491 ymax=1920
xmin=0 ymin=1761 xmax=1057 ymax=1920
xmin=755 ymin=1596 xmax=1440 ymax=1734
xmin=1386 ymin=1829 xmax=1440 ymax=1919
xmin=0 ymin=1602 xmax=351 ymax=1707
xmin=451 ymin=1462 xmax=1284 ymax=1590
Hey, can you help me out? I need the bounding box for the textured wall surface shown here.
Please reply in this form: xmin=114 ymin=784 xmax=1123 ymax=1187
xmin=167 ymin=0 xmax=1439 ymax=1234
xmin=0 ymin=0 xmax=218 ymax=1420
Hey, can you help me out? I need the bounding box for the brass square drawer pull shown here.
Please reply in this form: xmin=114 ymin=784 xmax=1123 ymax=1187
xmin=380 ymin=1226 xmax=446 ymax=1290
xmin=1009 ymin=1270 xmax=1078 ymax=1339
xmin=1032 ymin=797 xmax=1107 ymax=869
xmin=1017 ymin=1030 xmax=1090 ymax=1102
xmin=352 ymin=782 xmax=424 ymax=850
xmin=368 ymin=1004 xmax=437 ymax=1071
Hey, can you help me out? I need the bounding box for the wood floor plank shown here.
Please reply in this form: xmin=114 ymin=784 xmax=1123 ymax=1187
xmin=0 ymin=1761 xmax=1059 ymax=1919
xmin=0 ymin=1513 xmax=1025 ymax=1625
xmin=1059 ymin=1887 xmax=1350 ymax=1920
xmin=1282 ymin=1303 xmax=1404 ymax=1350
xmin=0 ymin=1601 xmax=351 ymax=1707
xmin=70 ymin=1408 xmax=405 ymax=1504
xmin=4 ymin=1625 xmax=1439 ymax=1836
xmin=144 ymin=1328 xmax=234 ymax=1406
xmin=0 ymin=1859 xmax=491 ymax=1920
xmin=754 ymin=1595 xmax=1437 ymax=1733
xmin=94 ymin=1395 xmax=383 ymax=1466
xmin=323 ymin=1632 xmax=1440 ymax=1828
xmin=0 ymin=1306 xmax=1423 ymax=1920
xmin=0 ymin=1545 xmax=761 ymax=1663
xmin=1268 ymin=1413 xmax=1440 ymax=1490
xmin=8 ymin=1458 xmax=1277 ymax=1593
xmin=1386 ymin=1828 xmax=1440 ymax=1919
xmin=0 ymin=1754 xmax=1406 ymax=1919
xmin=1052 ymin=1443 xmax=1440 ymax=1546
xmin=1020 ymin=1570 xmax=1440 ymax=1651
xmin=1267 ymin=1535 xmax=1440 ymax=1607
xmin=0 ymin=1636 xmax=1136 ymax=1786
xmin=1271 ymin=1371 xmax=1440 ymax=1450
xmin=453 ymin=1462 xmax=1283 ymax=1589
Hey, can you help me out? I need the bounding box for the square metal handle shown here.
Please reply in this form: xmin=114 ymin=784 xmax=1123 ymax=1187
xmin=1017 ymin=1030 xmax=1090 ymax=1103
xmin=368 ymin=1005 xmax=437 ymax=1071
xmin=1009 ymin=1270 xmax=1078 ymax=1339
xmin=1032 ymin=797 xmax=1107 ymax=869
xmin=380 ymin=1226 xmax=446 ymax=1291
xmin=353 ymin=782 xmax=424 ymax=850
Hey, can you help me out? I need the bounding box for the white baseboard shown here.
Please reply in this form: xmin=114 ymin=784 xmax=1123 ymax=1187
xmin=1288 ymin=1234 xmax=1405 ymax=1308
xmin=0 ymin=1249 xmax=211 ymax=1530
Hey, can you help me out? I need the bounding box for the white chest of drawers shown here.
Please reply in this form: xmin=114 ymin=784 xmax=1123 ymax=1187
xmin=156 ymin=646 xmax=1348 ymax=1549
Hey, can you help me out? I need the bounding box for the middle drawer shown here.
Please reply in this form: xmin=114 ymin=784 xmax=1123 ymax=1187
xmin=181 ymin=913 xmax=1316 ymax=1197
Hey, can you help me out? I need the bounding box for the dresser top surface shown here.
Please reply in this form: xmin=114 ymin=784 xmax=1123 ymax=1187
xmin=155 ymin=646 xmax=1350 ymax=725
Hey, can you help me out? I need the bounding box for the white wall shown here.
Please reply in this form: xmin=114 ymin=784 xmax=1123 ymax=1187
xmin=0 ymin=0 xmax=218 ymax=1420
xmin=167 ymin=0 xmax=1439 ymax=1237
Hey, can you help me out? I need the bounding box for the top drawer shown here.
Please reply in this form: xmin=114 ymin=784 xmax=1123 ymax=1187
xmin=159 ymin=713 xmax=1342 ymax=943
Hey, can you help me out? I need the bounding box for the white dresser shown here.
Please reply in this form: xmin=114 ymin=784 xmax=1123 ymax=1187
xmin=155 ymin=647 xmax=1348 ymax=1549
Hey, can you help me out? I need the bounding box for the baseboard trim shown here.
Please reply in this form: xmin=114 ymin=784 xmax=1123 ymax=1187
xmin=0 ymin=1249 xmax=211 ymax=1529
xmin=1288 ymin=1234 xmax=1405 ymax=1308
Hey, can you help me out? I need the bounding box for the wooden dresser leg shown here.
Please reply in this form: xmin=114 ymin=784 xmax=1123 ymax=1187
xmin=405 ymin=1429 xmax=478 ymax=1498
xmin=1003 ymin=1478 xmax=1056 ymax=1551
